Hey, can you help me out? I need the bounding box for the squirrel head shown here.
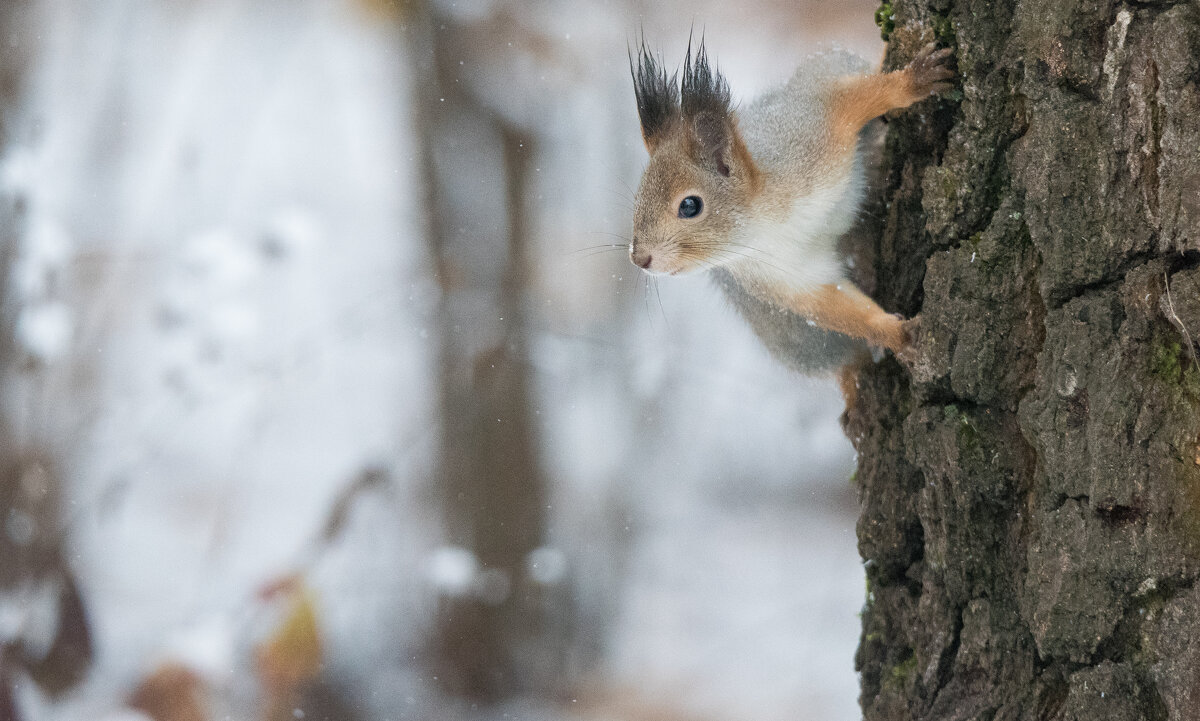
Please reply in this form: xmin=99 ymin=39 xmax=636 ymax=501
xmin=629 ymin=38 xmax=762 ymax=275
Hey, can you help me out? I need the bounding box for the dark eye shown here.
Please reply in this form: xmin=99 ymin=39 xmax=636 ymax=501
xmin=678 ymin=195 xmax=703 ymax=219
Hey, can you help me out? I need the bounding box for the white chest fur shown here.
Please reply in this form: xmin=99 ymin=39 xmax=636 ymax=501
xmin=723 ymin=168 xmax=864 ymax=296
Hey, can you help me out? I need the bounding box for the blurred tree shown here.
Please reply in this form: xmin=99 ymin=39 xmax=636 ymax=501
xmin=848 ymin=1 xmax=1200 ymax=719
xmin=0 ymin=0 xmax=93 ymax=711
xmin=403 ymin=1 xmax=568 ymax=703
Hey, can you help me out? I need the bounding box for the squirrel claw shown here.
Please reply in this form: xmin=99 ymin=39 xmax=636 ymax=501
xmin=895 ymin=315 xmax=923 ymax=365
xmin=901 ymin=314 xmax=922 ymax=343
xmin=906 ymin=43 xmax=956 ymax=98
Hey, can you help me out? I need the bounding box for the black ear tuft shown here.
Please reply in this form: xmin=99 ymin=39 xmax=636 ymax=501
xmin=681 ymin=34 xmax=735 ymax=175
xmin=630 ymin=40 xmax=680 ymax=152
xmin=680 ymin=34 xmax=731 ymax=125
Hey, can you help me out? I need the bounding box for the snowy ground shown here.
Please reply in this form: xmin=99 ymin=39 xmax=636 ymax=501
xmin=2 ymin=0 xmax=882 ymax=719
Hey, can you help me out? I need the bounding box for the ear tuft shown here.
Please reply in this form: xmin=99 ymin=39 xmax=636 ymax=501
xmin=680 ymin=35 xmax=731 ymax=122
xmin=630 ymin=40 xmax=680 ymax=153
xmin=681 ymin=34 xmax=743 ymax=178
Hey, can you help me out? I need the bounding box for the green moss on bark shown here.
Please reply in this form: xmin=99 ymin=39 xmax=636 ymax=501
xmin=875 ymin=3 xmax=896 ymax=41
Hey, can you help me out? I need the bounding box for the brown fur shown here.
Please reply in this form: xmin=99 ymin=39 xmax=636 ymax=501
xmin=828 ymin=44 xmax=954 ymax=150
xmin=780 ymin=283 xmax=908 ymax=351
xmin=629 ymin=37 xmax=764 ymax=276
xmin=631 ymin=122 xmax=762 ymax=275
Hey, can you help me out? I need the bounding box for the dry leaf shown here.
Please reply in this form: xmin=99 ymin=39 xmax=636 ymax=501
xmin=128 ymin=662 xmax=207 ymax=721
xmin=255 ymin=586 xmax=323 ymax=696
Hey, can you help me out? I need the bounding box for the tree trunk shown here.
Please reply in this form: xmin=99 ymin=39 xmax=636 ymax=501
xmin=405 ymin=4 xmax=562 ymax=703
xmin=0 ymin=0 xmax=93 ymax=707
xmin=849 ymin=1 xmax=1200 ymax=719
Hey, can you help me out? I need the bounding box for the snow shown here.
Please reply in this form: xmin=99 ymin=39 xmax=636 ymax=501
xmin=2 ymin=0 xmax=883 ymax=719
xmin=0 ymin=580 xmax=58 ymax=651
xmin=526 ymin=546 xmax=568 ymax=586
xmin=428 ymin=546 xmax=480 ymax=597
xmin=16 ymin=300 xmax=73 ymax=360
xmin=5 ymin=509 xmax=38 ymax=546
xmin=13 ymin=217 xmax=71 ymax=295
xmin=162 ymin=614 xmax=239 ymax=679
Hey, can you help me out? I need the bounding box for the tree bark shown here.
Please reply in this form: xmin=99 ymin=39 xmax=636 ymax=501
xmin=849 ymin=1 xmax=1200 ymax=719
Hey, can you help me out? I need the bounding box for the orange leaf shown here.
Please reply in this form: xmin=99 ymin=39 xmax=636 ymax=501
xmin=255 ymin=587 xmax=323 ymax=695
xmin=128 ymin=662 xmax=207 ymax=721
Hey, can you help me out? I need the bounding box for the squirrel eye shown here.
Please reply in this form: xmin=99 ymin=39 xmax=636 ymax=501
xmin=678 ymin=195 xmax=703 ymax=219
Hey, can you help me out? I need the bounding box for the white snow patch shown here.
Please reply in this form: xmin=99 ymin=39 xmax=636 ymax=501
xmin=0 ymin=146 xmax=36 ymax=197
xmin=261 ymin=206 xmax=321 ymax=259
xmin=526 ymin=546 xmax=568 ymax=585
xmin=428 ymin=546 xmax=479 ymax=597
xmin=162 ymin=614 xmax=239 ymax=680
xmin=182 ymin=229 xmax=259 ymax=286
xmin=17 ymin=302 xmax=74 ymax=361
xmin=1104 ymin=9 xmax=1133 ymax=98
xmin=0 ymin=580 xmax=60 ymax=657
xmin=13 ymin=216 xmax=71 ymax=298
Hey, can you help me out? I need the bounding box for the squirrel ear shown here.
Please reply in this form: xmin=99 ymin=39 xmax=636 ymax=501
xmin=689 ymin=110 xmax=760 ymax=187
xmin=690 ymin=111 xmax=733 ymax=177
xmin=630 ymin=42 xmax=680 ymax=153
xmin=680 ymin=36 xmax=758 ymax=183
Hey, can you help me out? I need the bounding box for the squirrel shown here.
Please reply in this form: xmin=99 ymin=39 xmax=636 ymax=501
xmin=628 ymin=36 xmax=954 ymax=381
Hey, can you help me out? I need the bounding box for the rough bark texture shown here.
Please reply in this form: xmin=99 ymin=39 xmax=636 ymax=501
xmin=849 ymin=1 xmax=1200 ymax=719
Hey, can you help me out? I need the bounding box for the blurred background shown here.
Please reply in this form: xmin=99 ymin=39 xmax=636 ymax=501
xmin=0 ymin=1 xmax=881 ymax=719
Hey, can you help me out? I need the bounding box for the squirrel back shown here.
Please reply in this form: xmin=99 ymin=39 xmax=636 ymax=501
xmin=739 ymin=49 xmax=871 ymax=192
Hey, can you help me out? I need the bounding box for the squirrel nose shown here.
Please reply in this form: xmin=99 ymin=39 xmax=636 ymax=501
xmin=631 ymin=247 xmax=653 ymax=269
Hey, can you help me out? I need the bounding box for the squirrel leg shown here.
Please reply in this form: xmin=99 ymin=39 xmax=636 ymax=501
xmin=784 ymin=282 xmax=909 ymax=352
xmin=836 ymin=361 xmax=861 ymax=409
xmin=828 ymin=42 xmax=954 ymax=148
xmin=836 ymin=349 xmax=877 ymax=411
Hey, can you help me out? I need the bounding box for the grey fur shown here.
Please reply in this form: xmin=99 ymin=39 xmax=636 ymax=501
xmin=714 ymin=50 xmax=874 ymax=374
xmin=712 ymin=268 xmax=865 ymax=374
xmin=740 ymin=50 xmax=870 ymax=192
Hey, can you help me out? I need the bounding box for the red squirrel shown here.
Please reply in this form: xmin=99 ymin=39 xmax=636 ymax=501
xmin=629 ymin=37 xmax=953 ymax=373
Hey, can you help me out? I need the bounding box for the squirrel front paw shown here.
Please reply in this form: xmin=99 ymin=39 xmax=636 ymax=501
xmin=905 ymin=42 xmax=955 ymax=99
xmin=871 ymin=312 xmax=911 ymax=354
xmin=897 ymin=315 xmax=922 ymax=357
xmin=896 ymin=314 xmax=931 ymax=375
